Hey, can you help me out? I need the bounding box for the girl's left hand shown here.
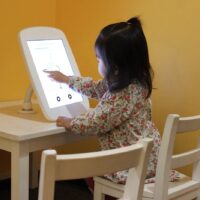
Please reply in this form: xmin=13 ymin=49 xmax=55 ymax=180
xmin=56 ymin=116 xmax=73 ymax=129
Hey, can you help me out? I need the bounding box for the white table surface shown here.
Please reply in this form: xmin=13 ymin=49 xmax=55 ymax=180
xmin=0 ymin=102 xmax=89 ymax=200
xmin=0 ymin=113 xmax=64 ymax=141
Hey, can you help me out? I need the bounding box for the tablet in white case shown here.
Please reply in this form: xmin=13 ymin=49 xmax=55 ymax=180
xmin=19 ymin=27 xmax=89 ymax=121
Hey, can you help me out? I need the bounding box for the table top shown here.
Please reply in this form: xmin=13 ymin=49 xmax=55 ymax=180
xmin=0 ymin=103 xmax=65 ymax=141
xmin=0 ymin=113 xmax=65 ymax=141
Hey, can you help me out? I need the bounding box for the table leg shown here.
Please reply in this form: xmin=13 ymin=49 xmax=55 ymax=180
xmin=11 ymin=142 xmax=29 ymax=200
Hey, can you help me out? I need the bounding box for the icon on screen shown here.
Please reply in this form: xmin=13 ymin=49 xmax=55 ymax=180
xmin=68 ymin=94 xmax=72 ymax=99
xmin=56 ymin=96 xmax=61 ymax=102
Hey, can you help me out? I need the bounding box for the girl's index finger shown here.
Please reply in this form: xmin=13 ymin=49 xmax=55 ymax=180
xmin=43 ymin=69 xmax=49 ymax=73
xmin=43 ymin=70 xmax=57 ymax=75
xmin=43 ymin=69 xmax=60 ymax=73
xmin=43 ymin=69 xmax=52 ymax=73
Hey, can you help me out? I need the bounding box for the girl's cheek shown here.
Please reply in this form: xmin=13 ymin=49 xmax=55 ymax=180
xmin=98 ymin=63 xmax=106 ymax=78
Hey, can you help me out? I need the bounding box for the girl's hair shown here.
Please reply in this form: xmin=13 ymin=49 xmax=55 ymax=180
xmin=95 ymin=17 xmax=153 ymax=98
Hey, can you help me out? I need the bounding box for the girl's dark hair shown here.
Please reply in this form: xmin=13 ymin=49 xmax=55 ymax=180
xmin=95 ymin=17 xmax=153 ymax=98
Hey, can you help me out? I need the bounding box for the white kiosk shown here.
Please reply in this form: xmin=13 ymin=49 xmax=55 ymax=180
xmin=19 ymin=27 xmax=89 ymax=121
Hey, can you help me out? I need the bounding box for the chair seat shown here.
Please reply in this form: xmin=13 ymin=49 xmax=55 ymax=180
xmin=94 ymin=176 xmax=124 ymax=198
xmin=95 ymin=172 xmax=200 ymax=200
xmin=94 ymin=115 xmax=200 ymax=200
xmin=143 ymin=172 xmax=200 ymax=199
xmin=94 ymin=176 xmax=125 ymax=190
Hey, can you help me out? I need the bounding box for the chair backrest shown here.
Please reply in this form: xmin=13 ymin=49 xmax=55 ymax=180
xmin=38 ymin=138 xmax=153 ymax=200
xmin=154 ymin=114 xmax=200 ymax=200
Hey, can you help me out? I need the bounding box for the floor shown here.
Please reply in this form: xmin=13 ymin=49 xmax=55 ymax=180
xmin=0 ymin=178 xmax=93 ymax=200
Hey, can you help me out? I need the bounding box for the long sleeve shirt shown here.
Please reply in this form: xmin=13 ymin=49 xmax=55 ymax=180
xmin=68 ymin=76 xmax=161 ymax=183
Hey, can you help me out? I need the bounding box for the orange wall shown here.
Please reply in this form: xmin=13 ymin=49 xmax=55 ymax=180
xmin=56 ymin=0 xmax=136 ymax=79
xmin=56 ymin=0 xmax=200 ymax=128
xmin=0 ymin=0 xmax=200 ymax=176
xmin=1 ymin=1 xmax=200 ymax=124
xmin=0 ymin=0 xmax=56 ymax=178
xmin=128 ymin=1 xmax=200 ymax=174
xmin=56 ymin=0 xmax=137 ymax=106
xmin=0 ymin=0 xmax=56 ymax=101
xmin=55 ymin=0 xmax=200 ymax=175
xmin=132 ymin=1 xmax=200 ymax=124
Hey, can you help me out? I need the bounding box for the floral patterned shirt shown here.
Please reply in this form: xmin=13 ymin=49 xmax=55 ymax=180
xmin=68 ymin=76 xmax=161 ymax=184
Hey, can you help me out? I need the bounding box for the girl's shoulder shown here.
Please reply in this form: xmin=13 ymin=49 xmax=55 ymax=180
xmin=128 ymin=81 xmax=149 ymax=98
xmin=121 ymin=81 xmax=146 ymax=96
xmin=103 ymin=81 xmax=146 ymax=100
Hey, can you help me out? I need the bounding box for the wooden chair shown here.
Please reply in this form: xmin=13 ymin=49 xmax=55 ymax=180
xmin=38 ymin=138 xmax=153 ymax=200
xmin=94 ymin=114 xmax=200 ymax=200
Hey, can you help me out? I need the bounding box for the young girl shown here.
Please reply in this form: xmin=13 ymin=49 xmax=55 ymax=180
xmin=45 ymin=17 xmax=161 ymax=197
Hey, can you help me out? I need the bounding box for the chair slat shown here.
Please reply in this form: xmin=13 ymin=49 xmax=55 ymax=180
xmin=38 ymin=138 xmax=153 ymax=200
xmin=177 ymin=115 xmax=200 ymax=133
xmin=55 ymin=145 xmax=142 ymax=180
xmin=93 ymin=114 xmax=200 ymax=200
xmin=172 ymin=149 xmax=200 ymax=169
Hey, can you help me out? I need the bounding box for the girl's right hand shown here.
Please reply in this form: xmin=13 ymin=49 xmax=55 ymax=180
xmin=56 ymin=116 xmax=73 ymax=130
xmin=43 ymin=70 xmax=69 ymax=83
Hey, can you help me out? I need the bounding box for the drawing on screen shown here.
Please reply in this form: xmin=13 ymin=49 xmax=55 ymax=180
xmin=44 ymin=65 xmax=63 ymax=89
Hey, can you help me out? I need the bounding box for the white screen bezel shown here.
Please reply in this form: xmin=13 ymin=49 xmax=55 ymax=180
xmin=19 ymin=27 xmax=89 ymax=121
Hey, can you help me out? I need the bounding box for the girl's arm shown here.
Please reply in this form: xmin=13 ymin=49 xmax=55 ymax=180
xmin=44 ymin=70 xmax=107 ymax=99
xmin=68 ymin=76 xmax=107 ymax=99
xmin=69 ymin=90 xmax=137 ymax=135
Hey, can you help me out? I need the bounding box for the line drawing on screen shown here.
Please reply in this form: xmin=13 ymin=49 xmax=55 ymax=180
xmin=27 ymin=39 xmax=83 ymax=108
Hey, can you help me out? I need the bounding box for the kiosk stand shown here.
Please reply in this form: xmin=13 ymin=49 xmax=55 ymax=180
xmin=19 ymin=27 xmax=89 ymax=120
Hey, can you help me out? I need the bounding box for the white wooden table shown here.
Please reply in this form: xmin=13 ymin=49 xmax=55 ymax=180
xmin=0 ymin=104 xmax=88 ymax=200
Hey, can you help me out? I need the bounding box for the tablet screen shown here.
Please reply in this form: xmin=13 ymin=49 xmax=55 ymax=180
xmin=27 ymin=39 xmax=83 ymax=108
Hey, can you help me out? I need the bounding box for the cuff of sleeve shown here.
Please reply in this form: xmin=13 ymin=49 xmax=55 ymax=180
xmin=68 ymin=76 xmax=79 ymax=85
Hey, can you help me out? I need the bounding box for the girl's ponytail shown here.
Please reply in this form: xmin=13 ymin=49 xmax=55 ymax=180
xmin=127 ymin=17 xmax=142 ymax=28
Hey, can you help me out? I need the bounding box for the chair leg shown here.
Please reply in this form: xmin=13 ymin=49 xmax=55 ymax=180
xmin=94 ymin=183 xmax=105 ymax=200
